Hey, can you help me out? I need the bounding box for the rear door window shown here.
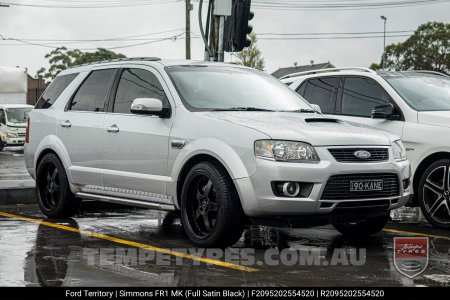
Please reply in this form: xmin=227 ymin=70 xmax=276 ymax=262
xmin=301 ymin=77 xmax=338 ymax=114
xmin=35 ymin=73 xmax=78 ymax=109
xmin=69 ymin=69 xmax=116 ymax=112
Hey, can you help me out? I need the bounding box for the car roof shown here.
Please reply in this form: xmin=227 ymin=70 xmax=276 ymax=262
xmin=281 ymin=68 xmax=449 ymax=83
xmin=0 ymin=104 xmax=34 ymax=108
xmin=59 ymin=58 xmax=250 ymax=75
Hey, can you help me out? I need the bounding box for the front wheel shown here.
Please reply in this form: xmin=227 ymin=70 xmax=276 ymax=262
xmin=418 ymin=159 xmax=450 ymax=229
xmin=332 ymin=214 xmax=389 ymax=238
xmin=36 ymin=153 xmax=81 ymax=218
xmin=181 ymin=161 xmax=245 ymax=247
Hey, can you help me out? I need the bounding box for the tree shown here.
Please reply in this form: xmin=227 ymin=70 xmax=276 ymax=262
xmin=38 ymin=47 xmax=126 ymax=82
xmin=234 ymin=33 xmax=265 ymax=71
xmin=371 ymin=22 xmax=449 ymax=74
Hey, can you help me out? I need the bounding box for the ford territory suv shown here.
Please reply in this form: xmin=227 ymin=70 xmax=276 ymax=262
xmin=25 ymin=58 xmax=411 ymax=247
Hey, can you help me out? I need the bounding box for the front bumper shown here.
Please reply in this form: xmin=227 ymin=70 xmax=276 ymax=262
xmin=5 ymin=137 xmax=25 ymax=146
xmin=234 ymin=146 xmax=412 ymax=218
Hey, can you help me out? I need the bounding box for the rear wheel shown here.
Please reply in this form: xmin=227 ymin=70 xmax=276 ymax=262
xmin=181 ymin=161 xmax=245 ymax=247
xmin=36 ymin=153 xmax=81 ymax=218
xmin=418 ymin=159 xmax=450 ymax=229
xmin=332 ymin=214 xmax=389 ymax=237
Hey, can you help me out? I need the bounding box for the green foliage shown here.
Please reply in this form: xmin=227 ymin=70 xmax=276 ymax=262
xmin=372 ymin=22 xmax=449 ymax=74
xmin=38 ymin=47 xmax=126 ymax=81
xmin=235 ymin=33 xmax=265 ymax=71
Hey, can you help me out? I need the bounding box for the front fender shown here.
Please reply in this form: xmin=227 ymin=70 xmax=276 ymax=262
xmin=168 ymin=138 xmax=257 ymax=208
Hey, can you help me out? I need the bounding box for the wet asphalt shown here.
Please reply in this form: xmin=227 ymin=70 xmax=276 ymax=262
xmin=0 ymin=147 xmax=450 ymax=287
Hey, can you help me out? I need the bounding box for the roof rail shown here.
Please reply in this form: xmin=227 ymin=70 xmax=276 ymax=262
xmin=78 ymin=57 xmax=161 ymax=67
xmin=403 ymin=70 xmax=449 ymax=77
xmin=279 ymin=67 xmax=376 ymax=80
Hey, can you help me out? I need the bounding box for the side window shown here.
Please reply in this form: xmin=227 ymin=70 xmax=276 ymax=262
xmin=35 ymin=73 xmax=78 ymax=109
xmin=296 ymin=81 xmax=307 ymax=96
xmin=69 ymin=69 xmax=116 ymax=112
xmin=341 ymin=77 xmax=391 ymax=117
xmin=113 ymin=68 xmax=168 ymax=114
xmin=0 ymin=109 xmax=5 ymax=125
xmin=302 ymin=77 xmax=338 ymax=114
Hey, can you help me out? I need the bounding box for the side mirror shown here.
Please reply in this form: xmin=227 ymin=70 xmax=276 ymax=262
xmin=130 ymin=98 xmax=170 ymax=118
xmin=310 ymin=104 xmax=322 ymax=114
xmin=372 ymin=103 xmax=395 ymax=119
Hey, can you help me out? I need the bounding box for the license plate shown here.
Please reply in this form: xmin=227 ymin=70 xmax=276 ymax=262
xmin=350 ymin=180 xmax=383 ymax=192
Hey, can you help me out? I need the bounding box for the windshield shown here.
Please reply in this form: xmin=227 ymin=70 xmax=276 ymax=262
xmin=383 ymin=73 xmax=450 ymax=111
xmin=166 ymin=66 xmax=314 ymax=112
xmin=5 ymin=108 xmax=33 ymax=124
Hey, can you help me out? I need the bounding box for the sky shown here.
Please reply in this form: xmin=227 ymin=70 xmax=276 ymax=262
xmin=0 ymin=0 xmax=449 ymax=77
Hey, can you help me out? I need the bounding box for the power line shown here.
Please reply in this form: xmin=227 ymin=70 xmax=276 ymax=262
xmin=252 ymin=0 xmax=450 ymax=10
xmin=2 ymin=0 xmax=181 ymax=8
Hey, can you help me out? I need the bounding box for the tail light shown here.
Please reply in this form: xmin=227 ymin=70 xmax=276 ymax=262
xmin=25 ymin=117 xmax=30 ymax=144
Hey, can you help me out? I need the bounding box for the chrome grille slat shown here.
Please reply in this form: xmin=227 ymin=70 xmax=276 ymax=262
xmin=329 ymin=148 xmax=389 ymax=163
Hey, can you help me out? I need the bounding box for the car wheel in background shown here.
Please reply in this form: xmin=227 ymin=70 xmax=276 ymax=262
xmin=332 ymin=213 xmax=389 ymax=237
xmin=418 ymin=159 xmax=450 ymax=229
xmin=181 ymin=161 xmax=245 ymax=247
xmin=36 ymin=153 xmax=81 ymax=218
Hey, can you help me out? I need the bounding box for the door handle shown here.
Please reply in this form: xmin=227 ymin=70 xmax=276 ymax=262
xmin=107 ymin=125 xmax=120 ymax=133
xmin=60 ymin=120 xmax=71 ymax=128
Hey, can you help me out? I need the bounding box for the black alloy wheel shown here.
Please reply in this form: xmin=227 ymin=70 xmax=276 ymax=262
xmin=418 ymin=159 xmax=450 ymax=229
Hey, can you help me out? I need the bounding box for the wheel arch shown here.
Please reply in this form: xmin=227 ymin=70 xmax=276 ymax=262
xmin=34 ymin=135 xmax=78 ymax=193
xmin=413 ymin=151 xmax=450 ymax=205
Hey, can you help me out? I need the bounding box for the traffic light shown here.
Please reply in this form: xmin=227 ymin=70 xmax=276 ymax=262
xmin=223 ymin=0 xmax=254 ymax=52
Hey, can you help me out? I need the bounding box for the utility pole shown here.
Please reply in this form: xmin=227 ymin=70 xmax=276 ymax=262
xmin=214 ymin=0 xmax=232 ymax=62
xmin=185 ymin=0 xmax=192 ymax=59
xmin=380 ymin=15 xmax=387 ymax=70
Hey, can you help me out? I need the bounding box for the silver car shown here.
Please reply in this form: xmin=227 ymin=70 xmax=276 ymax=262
xmin=25 ymin=58 xmax=411 ymax=247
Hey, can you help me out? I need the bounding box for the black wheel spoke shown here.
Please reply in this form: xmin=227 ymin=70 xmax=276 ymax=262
xmin=46 ymin=170 xmax=52 ymax=182
xmin=195 ymin=189 xmax=203 ymax=205
xmin=51 ymin=168 xmax=58 ymax=181
xmin=204 ymin=180 xmax=213 ymax=199
xmin=194 ymin=207 xmax=202 ymax=220
xmin=203 ymin=214 xmax=211 ymax=232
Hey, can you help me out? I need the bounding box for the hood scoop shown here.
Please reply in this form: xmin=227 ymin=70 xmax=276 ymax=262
xmin=305 ymin=118 xmax=341 ymax=124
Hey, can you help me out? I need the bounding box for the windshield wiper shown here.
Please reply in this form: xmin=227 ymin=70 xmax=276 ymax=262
xmin=211 ymin=107 xmax=275 ymax=112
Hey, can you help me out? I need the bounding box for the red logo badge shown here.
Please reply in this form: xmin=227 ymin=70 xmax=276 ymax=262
xmin=394 ymin=237 xmax=429 ymax=278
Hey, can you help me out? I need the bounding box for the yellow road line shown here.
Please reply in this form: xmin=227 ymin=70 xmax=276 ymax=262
xmin=383 ymin=228 xmax=450 ymax=240
xmin=0 ymin=211 xmax=259 ymax=272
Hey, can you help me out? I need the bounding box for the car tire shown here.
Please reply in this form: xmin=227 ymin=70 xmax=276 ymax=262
xmin=418 ymin=159 xmax=450 ymax=229
xmin=181 ymin=161 xmax=245 ymax=248
xmin=332 ymin=214 xmax=389 ymax=238
xmin=36 ymin=153 xmax=81 ymax=218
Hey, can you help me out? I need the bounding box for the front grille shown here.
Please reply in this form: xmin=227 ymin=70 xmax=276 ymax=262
xmin=17 ymin=133 xmax=25 ymax=137
xmin=329 ymin=148 xmax=389 ymax=163
xmin=321 ymin=173 xmax=399 ymax=200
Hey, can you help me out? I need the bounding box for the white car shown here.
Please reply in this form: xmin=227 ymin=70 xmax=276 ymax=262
xmin=285 ymin=67 xmax=450 ymax=229
xmin=0 ymin=104 xmax=34 ymax=147
xmin=25 ymin=59 xmax=411 ymax=247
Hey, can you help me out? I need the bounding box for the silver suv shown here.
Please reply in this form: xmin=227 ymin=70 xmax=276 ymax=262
xmin=25 ymin=58 xmax=411 ymax=247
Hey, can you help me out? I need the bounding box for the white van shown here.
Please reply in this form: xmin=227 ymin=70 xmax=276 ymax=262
xmin=0 ymin=104 xmax=33 ymax=147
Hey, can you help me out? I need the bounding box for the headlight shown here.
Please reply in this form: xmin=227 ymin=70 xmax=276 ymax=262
xmin=255 ymin=140 xmax=319 ymax=162
xmin=392 ymin=140 xmax=407 ymax=161
xmin=6 ymin=132 xmax=18 ymax=138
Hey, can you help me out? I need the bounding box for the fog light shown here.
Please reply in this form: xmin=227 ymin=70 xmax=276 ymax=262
xmin=282 ymin=182 xmax=301 ymax=197
xmin=403 ymin=179 xmax=410 ymax=191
